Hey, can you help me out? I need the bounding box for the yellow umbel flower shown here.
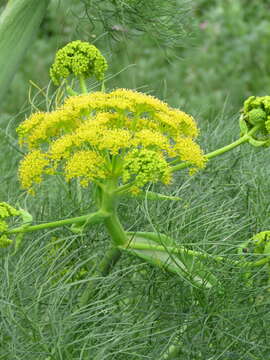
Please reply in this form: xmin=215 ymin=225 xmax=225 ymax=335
xmin=17 ymin=89 xmax=205 ymax=193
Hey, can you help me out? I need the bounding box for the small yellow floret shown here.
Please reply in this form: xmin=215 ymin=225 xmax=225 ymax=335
xmin=18 ymin=150 xmax=52 ymax=192
xmin=174 ymin=137 xmax=207 ymax=169
xmin=98 ymin=129 xmax=132 ymax=155
xmin=132 ymin=129 xmax=171 ymax=153
xmin=64 ymin=150 xmax=107 ymax=186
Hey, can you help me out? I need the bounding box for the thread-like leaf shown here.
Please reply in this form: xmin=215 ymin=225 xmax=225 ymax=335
xmin=129 ymin=191 xmax=182 ymax=201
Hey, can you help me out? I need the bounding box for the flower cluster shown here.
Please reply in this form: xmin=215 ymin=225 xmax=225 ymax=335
xmin=17 ymin=89 xmax=206 ymax=193
xmin=239 ymin=231 xmax=270 ymax=264
xmin=0 ymin=202 xmax=20 ymax=248
xmin=252 ymin=231 xmax=270 ymax=256
xmin=240 ymin=96 xmax=270 ymax=146
xmin=50 ymin=40 xmax=108 ymax=85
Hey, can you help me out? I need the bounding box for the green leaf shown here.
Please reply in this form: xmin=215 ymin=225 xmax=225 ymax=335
xmin=128 ymin=231 xmax=176 ymax=246
xmin=239 ymin=115 xmax=249 ymax=135
xmin=19 ymin=208 xmax=33 ymax=225
xmin=132 ymin=191 xmax=181 ymax=201
xmin=70 ymin=223 xmax=85 ymax=234
xmin=123 ymin=233 xmax=217 ymax=288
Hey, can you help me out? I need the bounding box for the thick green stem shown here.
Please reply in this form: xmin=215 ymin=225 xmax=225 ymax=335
xmin=104 ymin=213 xmax=128 ymax=246
xmin=79 ymin=181 xmax=128 ymax=305
xmin=79 ymin=246 xmax=122 ymax=306
xmin=171 ymin=126 xmax=260 ymax=173
xmin=8 ymin=210 xmax=108 ymax=235
xmin=98 ymin=247 xmax=122 ymax=276
xmin=0 ymin=0 xmax=49 ymax=105
xmin=100 ymin=179 xmax=129 ymax=246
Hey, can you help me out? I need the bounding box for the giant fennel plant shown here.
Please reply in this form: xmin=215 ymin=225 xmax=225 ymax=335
xmin=1 ymin=41 xmax=270 ymax=306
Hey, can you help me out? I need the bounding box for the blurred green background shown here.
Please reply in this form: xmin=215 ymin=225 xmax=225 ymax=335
xmin=2 ymin=0 xmax=270 ymax=120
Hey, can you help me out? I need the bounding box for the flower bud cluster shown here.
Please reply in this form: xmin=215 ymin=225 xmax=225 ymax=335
xmin=0 ymin=202 xmax=20 ymax=248
xmin=50 ymin=40 xmax=108 ymax=85
xmin=240 ymin=96 xmax=270 ymax=146
xmin=239 ymin=231 xmax=270 ymax=260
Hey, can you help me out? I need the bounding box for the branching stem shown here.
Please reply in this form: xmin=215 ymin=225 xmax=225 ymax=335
xmin=8 ymin=210 xmax=108 ymax=235
xmin=171 ymin=126 xmax=260 ymax=172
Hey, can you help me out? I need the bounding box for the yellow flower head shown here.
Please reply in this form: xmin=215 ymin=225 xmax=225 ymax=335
xmin=17 ymin=89 xmax=205 ymax=193
xmin=18 ymin=150 xmax=54 ymax=193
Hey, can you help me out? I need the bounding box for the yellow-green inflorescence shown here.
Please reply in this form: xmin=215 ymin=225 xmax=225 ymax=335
xmin=0 ymin=202 xmax=20 ymax=248
xmin=240 ymin=96 xmax=270 ymax=146
xmin=50 ymin=40 xmax=108 ymax=85
xmin=17 ymin=89 xmax=206 ymax=194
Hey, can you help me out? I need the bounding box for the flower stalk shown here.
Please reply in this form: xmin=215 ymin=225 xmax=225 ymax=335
xmin=171 ymin=125 xmax=261 ymax=172
xmin=8 ymin=210 xmax=108 ymax=235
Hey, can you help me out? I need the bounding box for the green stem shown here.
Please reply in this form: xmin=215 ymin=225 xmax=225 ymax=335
xmin=79 ymin=180 xmax=128 ymax=305
xmin=104 ymin=212 xmax=128 ymax=246
xmin=100 ymin=179 xmax=129 ymax=246
xmin=8 ymin=210 xmax=108 ymax=235
xmin=79 ymin=75 xmax=88 ymax=94
xmin=171 ymin=126 xmax=260 ymax=173
xmin=98 ymin=247 xmax=122 ymax=276
xmin=79 ymin=246 xmax=122 ymax=306
xmin=121 ymin=239 xmax=269 ymax=269
xmin=114 ymin=181 xmax=136 ymax=195
xmin=121 ymin=241 xmax=225 ymax=262
xmin=101 ymin=79 xmax=105 ymax=92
